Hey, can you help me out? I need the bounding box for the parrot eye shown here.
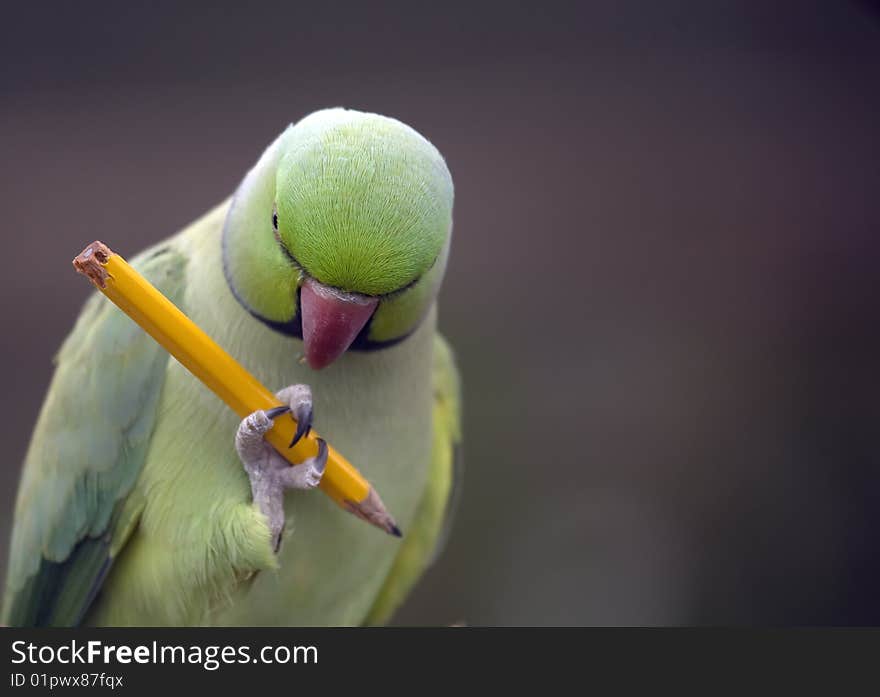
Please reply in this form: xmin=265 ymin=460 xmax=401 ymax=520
xmin=272 ymin=204 xmax=278 ymax=231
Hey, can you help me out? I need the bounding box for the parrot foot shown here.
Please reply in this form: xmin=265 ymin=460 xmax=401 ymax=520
xmin=234 ymin=397 xmax=327 ymax=551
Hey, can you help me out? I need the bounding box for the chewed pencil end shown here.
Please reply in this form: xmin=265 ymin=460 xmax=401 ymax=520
xmin=73 ymin=241 xmax=114 ymax=288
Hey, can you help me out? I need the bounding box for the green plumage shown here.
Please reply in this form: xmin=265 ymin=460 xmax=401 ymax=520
xmin=3 ymin=246 xmax=186 ymax=625
xmin=276 ymin=109 xmax=452 ymax=296
xmin=2 ymin=108 xmax=461 ymax=626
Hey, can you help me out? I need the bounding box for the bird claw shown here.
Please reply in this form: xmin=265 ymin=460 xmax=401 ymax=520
xmin=313 ymin=438 xmax=328 ymax=474
xmin=264 ymin=405 xmax=291 ymax=420
xmin=260 ymin=400 xmax=310 ymax=447
xmin=289 ymin=402 xmax=313 ymax=448
xmin=273 ymin=384 xmax=314 ymax=448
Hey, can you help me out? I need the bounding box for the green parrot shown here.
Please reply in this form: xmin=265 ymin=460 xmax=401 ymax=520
xmin=2 ymin=107 xmax=461 ymax=626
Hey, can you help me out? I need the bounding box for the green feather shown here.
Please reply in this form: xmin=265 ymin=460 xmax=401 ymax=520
xmin=365 ymin=334 xmax=462 ymax=625
xmin=276 ymin=109 xmax=453 ymax=296
xmin=225 ymin=108 xmax=454 ymax=346
xmin=2 ymin=245 xmax=187 ymax=626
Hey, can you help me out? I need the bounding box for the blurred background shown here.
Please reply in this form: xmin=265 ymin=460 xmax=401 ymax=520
xmin=2 ymin=1 xmax=879 ymax=625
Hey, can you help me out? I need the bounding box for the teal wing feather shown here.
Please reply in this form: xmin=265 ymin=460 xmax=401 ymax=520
xmin=2 ymin=244 xmax=187 ymax=626
xmin=365 ymin=332 xmax=462 ymax=624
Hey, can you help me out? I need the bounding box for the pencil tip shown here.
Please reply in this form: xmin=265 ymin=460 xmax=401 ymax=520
xmin=344 ymin=488 xmax=403 ymax=538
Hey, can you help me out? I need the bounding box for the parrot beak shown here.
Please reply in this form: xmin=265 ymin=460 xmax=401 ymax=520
xmin=299 ymin=277 xmax=379 ymax=370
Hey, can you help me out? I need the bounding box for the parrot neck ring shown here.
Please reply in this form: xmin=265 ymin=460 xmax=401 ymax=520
xmin=222 ymin=213 xmax=436 ymax=367
xmin=221 ymin=231 xmax=421 ymax=369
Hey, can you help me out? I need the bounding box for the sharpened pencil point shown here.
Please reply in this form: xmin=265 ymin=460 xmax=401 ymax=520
xmin=343 ymin=487 xmax=402 ymax=538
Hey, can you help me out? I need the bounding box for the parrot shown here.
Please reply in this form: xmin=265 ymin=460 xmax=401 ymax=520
xmin=2 ymin=107 xmax=461 ymax=626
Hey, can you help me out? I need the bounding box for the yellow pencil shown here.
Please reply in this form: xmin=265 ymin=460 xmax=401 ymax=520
xmin=73 ymin=240 xmax=401 ymax=537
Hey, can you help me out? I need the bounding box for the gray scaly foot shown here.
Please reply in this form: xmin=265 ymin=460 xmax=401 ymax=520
xmin=235 ymin=384 xmax=327 ymax=550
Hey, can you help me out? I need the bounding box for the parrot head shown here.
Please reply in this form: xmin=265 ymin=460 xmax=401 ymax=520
xmin=223 ymin=108 xmax=454 ymax=369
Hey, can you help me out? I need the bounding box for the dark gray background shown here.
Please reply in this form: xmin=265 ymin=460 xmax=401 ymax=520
xmin=2 ymin=1 xmax=879 ymax=624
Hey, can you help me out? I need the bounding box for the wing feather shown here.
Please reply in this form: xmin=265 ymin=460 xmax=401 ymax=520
xmin=2 ymin=244 xmax=187 ymax=626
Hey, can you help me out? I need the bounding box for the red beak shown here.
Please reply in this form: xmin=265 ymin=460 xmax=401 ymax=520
xmin=299 ymin=278 xmax=379 ymax=370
